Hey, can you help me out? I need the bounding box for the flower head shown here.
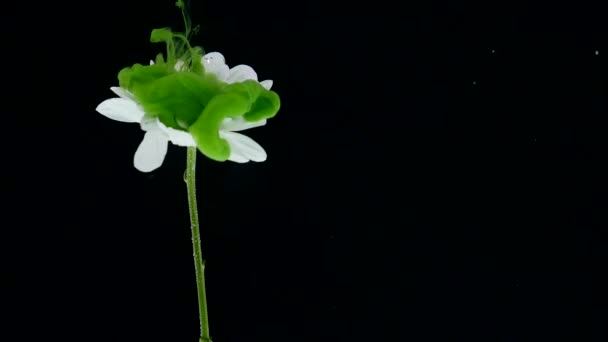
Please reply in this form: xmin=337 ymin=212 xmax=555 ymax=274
xmin=96 ymin=51 xmax=279 ymax=172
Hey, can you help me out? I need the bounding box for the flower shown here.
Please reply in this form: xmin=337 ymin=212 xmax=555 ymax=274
xmin=96 ymin=52 xmax=274 ymax=172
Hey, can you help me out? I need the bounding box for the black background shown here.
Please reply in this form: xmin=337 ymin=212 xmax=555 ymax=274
xmin=4 ymin=1 xmax=608 ymax=341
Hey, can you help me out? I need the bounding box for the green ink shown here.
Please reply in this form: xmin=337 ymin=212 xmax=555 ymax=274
xmin=117 ymin=2 xmax=280 ymax=162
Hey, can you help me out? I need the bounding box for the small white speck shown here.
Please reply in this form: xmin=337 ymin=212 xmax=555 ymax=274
xmin=473 ymin=81 xmax=477 ymax=85
xmin=491 ymin=49 xmax=495 ymax=54
xmin=595 ymin=50 xmax=599 ymax=55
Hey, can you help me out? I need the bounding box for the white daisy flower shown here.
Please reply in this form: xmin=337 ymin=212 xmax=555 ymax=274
xmin=96 ymin=52 xmax=273 ymax=172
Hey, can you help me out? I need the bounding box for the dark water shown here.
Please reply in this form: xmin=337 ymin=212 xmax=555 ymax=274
xmin=5 ymin=1 xmax=607 ymax=341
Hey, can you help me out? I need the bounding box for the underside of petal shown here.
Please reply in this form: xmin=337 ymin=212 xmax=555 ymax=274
xmin=226 ymin=65 xmax=258 ymax=84
xmin=220 ymin=131 xmax=267 ymax=163
xmin=134 ymin=131 xmax=169 ymax=172
xmin=110 ymin=87 xmax=137 ymax=101
xmin=140 ymin=116 xmax=162 ymax=132
xmin=202 ymin=52 xmax=230 ymax=82
xmin=260 ymin=80 xmax=273 ymax=90
xmin=157 ymin=118 xmax=196 ymax=146
xmin=96 ymin=98 xmax=144 ymax=123
xmin=220 ymin=117 xmax=267 ymax=132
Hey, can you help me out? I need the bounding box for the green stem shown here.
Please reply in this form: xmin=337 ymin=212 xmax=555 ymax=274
xmin=186 ymin=147 xmax=211 ymax=342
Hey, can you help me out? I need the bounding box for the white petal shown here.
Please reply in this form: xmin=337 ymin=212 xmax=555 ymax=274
xmin=220 ymin=131 xmax=267 ymax=163
xmin=156 ymin=118 xmax=196 ymax=146
xmin=96 ymin=98 xmax=144 ymax=123
xmin=220 ymin=117 xmax=267 ymax=132
xmin=110 ymin=87 xmax=136 ymax=101
xmin=226 ymin=65 xmax=258 ymax=84
xmin=134 ymin=131 xmax=169 ymax=172
xmin=150 ymin=60 xmax=155 ymax=65
xmin=140 ymin=116 xmax=162 ymax=132
xmin=202 ymin=52 xmax=230 ymax=81
xmin=167 ymin=129 xmax=196 ymax=146
xmin=174 ymin=60 xmax=185 ymax=71
xmin=203 ymin=52 xmax=226 ymax=65
xmin=260 ymin=80 xmax=273 ymax=90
